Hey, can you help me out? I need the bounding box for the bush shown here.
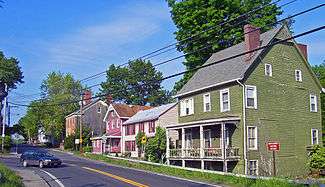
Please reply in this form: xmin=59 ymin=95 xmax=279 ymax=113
xmin=144 ymin=127 xmax=166 ymax=163
xmin=0 ymin=135 xmax=11 ymax=151
xmin=83 ymin=146 xmax=92 ymax=153
xmin=308 ymin=145 xmax=325 ymax=171
xmin=64 ymin=135 xmax=75 ymax=150
xmin=0 ymin=163 xmax=23 ymax=187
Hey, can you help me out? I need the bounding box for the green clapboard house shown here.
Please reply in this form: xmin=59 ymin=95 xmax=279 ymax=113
xmin=166 ymin=24 xmax=322 ymax=177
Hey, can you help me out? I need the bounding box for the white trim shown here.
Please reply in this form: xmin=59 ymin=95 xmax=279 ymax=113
xmin=247 ymin=126 xmax=258 ymax=150
xmin=310 ymin=94 xmax=318 ymax=112
xmin=166 ymin=117 xmax=240 ymax=129
xmin=311 ymin=128 xmax=319 ymax=145
xmin=264 ymin=63 xmax=272 ymax=77
xmin=248 ymin=160 xmax=259 ymax=176
xmin=180 ymin=97 xmax=194 ymax=116
xmin=203 ymin=93 xmax=211 ymax=112
xmin=173 ymin=78 xmax=240 ymax=98
xmin=220 ymin=88 xmax=230 ymax=112
xmin=245 ymin=85 xmax=257 ymax=109
xmin=295 ymin=69 xmax=302 ymax=82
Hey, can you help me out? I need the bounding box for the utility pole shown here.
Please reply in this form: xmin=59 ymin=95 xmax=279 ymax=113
xmin=1 ymin=84 xmax=7 ymax=152
xmin=79 ymin=94 xmax=83 ymax=153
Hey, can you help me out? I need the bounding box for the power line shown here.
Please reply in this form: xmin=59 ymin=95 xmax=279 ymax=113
xmin=9 ymin=25 xmax=325 ymax=108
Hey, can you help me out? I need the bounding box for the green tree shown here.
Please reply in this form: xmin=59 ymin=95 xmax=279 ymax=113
xmin=144 ymin=127 xmax=166 ymax=163
xmin=167 ymin=0 xmax=282 ymax=91
xmin=135 ymin=131 xmax=146 ymax=157
xmin=312 ymin=63 xmax=325 ymax=144
xmin=100 ymin=59 xmax=172 ymax=106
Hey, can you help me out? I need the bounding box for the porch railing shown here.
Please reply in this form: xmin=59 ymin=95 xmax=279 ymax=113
xmin=226 ymin=147 xmax=240 ymax=158
xmin=170 ymin=149 xmax=182 ymax=158
xmin=184 ymin=148 xmax=200 ymax=158
xmin=203 ymin=148 xmax=222 ymax=158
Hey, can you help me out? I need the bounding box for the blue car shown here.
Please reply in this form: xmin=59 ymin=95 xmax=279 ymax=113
xmin=20 ymin=151 xmax=62 ymax=168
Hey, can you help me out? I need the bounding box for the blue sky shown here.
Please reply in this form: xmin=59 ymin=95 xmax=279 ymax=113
xmin=0 ymin=0 xmax=324 ymax=124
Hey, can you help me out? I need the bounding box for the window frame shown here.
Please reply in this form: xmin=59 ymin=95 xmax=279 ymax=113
xmin=247 ymin=126 xmax=258 ymax=150
xmin=310 ymin=94 xmax=318 ymax=112
xmin=245 ymin=85 xmax=257 ymax=109
xmin=139 ymin=122 xmax=144 ymax=133
xmin=295 ymin=69 xmax=302 ymax=82
xmin=203 ymin=93 xmax=211 ymax=112
xmin=180 ymin=98 xmax=194 ymax=116
xmin=264 ymin=63 xmax=272 ymax=77
xmin=149 ymin=121 xmax=156 ymax=133
xmin=311 ymin=129 xmax=319 ymax=145
xmin=220 ymin=88 xmax=230 ymax=112
xmin=248 ymin=160 xmax=259 ymax=176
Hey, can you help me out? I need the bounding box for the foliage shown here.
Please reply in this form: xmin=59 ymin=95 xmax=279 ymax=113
xmin=64 ymin=135 xmax=75 ymax=150
xmin=82 ymin=153 xmax=302 ymax=187
xmin=100 ymin=59 xmax=172 ymax=106
xmin=83 ymin=146 xmax=92 ymax=153
xmin=312 ymin=63 xmax=325 ymax=144
xmin=74 ymin=125 xmax=92 ymax=147
xmin=0 ymin=162 xmax=24 ymax=187
xmin=0 ymin=51 xmax=24 ymax=89
xmin=0 ymin=135 xmax=11 ymax=151
xmin=144 ymin=127 xmax=166 ymax=163
xmin=308 ymin=145 xmax=325 ymax=170
xmin=135 ymin=131 xmax=146 ymax=157
xmin=166 ymin=0 xmax=282 ymax=91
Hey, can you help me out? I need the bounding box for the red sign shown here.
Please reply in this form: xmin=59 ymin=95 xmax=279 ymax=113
xmin=267 ymin=142 xmax=280 ymax=151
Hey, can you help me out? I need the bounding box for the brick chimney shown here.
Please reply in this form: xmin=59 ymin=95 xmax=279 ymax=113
xmin=83 ymin=90 xmax=92 ymax=106
xmin=244 ymin=24 xmax=260 ymax=61
xmin=106 ymin=95 xmax=113 ymax=105
xmin=297 ymin=43 xmax=308 ymax=60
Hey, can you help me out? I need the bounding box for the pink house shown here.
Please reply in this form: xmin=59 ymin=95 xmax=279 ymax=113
xmin=100 ymin=103 xmax=152 ymax=155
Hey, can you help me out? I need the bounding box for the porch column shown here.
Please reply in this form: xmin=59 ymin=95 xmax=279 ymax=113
xmin=221 ymin=122 xmax=227 ymax=172
xmin=200 ymin=125 xmax=204 ymax=159
xmin=166 ymin=129 xmax=170 ymax=159
xmin=201 ymin=160 xmax=204 ymax=170
xmin=181 ymin=128 xmax=185 ymax=158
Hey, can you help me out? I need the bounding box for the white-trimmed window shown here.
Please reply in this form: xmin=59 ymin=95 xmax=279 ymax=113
xmin=295 ymin=70 xmax=302 ymax=82
xmin=180 ymin=98 xmax=194 ymax=116
xmin=247 ymin=126 xmax=257 ymax=150
xmin=220 ymin=89 xmax=230 ymax=112
xmin=265 ymin=64 xmax=272 ymax=76
xmin=245 ymin=85 xmax=257 ymax=109
xmin=203 ymin=93 xmax=211 ymax=112
xmin=248 ymin=160 xmax=258 ymax=176
xmin=203 ymin=129 xmax=211 ymax=148
xmin=311 ymin=129 xmax=319 ymax=145
xmin=310 ymin=94 xmax=317 ymax=112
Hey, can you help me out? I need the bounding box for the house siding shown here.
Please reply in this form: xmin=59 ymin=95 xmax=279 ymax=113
xmin=82 ymin=101 xmax=107 ymax=136
xmin=244 ymin=33 xmax=322 ymax=176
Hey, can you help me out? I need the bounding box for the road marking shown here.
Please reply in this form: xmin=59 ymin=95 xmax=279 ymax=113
xmin=41 ymin=170 xmax=65 ymax=187
xmin=82 ymin=166 xmax=149 ymax=187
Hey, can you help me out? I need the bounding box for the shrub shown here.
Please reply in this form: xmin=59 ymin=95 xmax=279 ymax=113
xmin=83 ymin=146 xmax=92 ymax=153
xmin=0 ymin=163 xmax=23 ymax=187
xmin=135 ymin=131 xmax=146 ymax=157
xmin=0 ymin=135 xmax=11 ymax=151
xmin=308 ymin=145 xmax=325 ymax=171
xmin=64 ymin=135 xmax=75 ymax=150
xmin=144 ymin=127 xmax=166 ymax=163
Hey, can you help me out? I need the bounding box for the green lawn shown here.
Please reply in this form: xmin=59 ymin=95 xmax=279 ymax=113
xmin=78 ymin=153 xmax=306 ymax=187
xmin=0 ymin=162 xmax=23 ymax=187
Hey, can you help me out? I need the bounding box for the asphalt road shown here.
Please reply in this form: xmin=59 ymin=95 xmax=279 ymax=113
xmin=1 ymin=145 xmax=215 ymax=187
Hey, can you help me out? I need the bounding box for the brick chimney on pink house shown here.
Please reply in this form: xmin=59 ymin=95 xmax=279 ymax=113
xmin=244 ymin=24 xmax=260 ymax=61
xmin=83 ymin=90 xmax=92 ymax=105
xmin=297 ymin=43 xmax=308 ymax=60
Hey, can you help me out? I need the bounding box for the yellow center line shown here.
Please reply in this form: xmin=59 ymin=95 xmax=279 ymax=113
xmin=82 ymin=166 xmax=149 ymax=187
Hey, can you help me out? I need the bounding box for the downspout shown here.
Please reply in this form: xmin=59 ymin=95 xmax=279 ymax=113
xmin=237 ymin=79 xmax=247 ymax=175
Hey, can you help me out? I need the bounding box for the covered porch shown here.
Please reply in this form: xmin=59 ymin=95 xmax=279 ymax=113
xmin=166 ymin=118 xmax=241 ymax=172
xmin=102 ymin=134 xmax=121 ymax=154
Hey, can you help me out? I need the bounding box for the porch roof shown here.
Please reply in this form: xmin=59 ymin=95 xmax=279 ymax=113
xmin=166 ymin=116 xmax=240 ymax=129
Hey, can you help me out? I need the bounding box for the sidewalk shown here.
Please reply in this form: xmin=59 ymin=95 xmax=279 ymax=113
xmin=15 ymin=169 xmax=49 ymax=187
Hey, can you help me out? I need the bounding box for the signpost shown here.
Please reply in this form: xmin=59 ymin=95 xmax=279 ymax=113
xmin=267 ymin=142 xmax=280 ymax=177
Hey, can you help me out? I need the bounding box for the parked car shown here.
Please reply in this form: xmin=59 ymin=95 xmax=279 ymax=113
xmin=20 ymin=151 xmax=62 ymax=168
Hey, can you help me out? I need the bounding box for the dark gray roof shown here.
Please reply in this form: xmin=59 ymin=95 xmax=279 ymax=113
xmin=176 ymin=26 xmax=282 ymax=97
xmin=123 ymin=103 xmax=177 ymax=125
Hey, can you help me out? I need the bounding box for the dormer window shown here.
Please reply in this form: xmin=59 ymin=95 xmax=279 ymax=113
xmin=295 ymin=70 xmax=302 ymax=82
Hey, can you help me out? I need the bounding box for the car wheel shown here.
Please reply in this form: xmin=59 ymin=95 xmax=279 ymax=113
xmin=22 ymin=160 xmax=28 ymax=167
xmin=39 ymin=161 xmax=44 ymax=168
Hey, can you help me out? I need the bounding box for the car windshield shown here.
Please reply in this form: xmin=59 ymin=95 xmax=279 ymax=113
xmin=35 ymin=152 xmax=53 ymax=157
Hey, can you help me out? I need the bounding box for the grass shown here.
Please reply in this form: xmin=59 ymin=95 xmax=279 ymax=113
xmin=77 ymin=153 xmax=306 ymax=187
xmin=0 ymin=162 xmax=23 ymax=187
